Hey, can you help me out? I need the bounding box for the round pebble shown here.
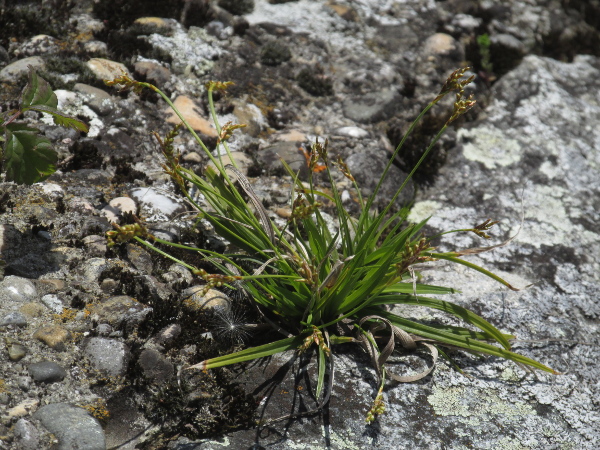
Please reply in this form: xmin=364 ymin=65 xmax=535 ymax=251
xmin=7 ymin=340 xmax=28 ymax=362
xmin=33 ymin=325 xmax=71 ymax=350
xmin=84 ymin=337 xmax=130 ymax=376
xmin=28 ymin=361 xmax=67 ymax=383
xmin=33 ymin=403 xmax=106 ymax=450
xmin=0 ymin=276 xmax=38 ymax=303
xmin=13 ymin=418 xmax=41 ymax=450
xmin=0 ymin=311 xmax=28 ymax=327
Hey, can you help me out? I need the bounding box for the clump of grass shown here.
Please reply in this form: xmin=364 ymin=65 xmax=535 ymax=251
xmin=106 ymin=68 xmax=557 ymax=424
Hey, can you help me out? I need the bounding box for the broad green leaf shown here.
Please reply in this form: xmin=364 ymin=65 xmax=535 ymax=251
xmin=27 ymin=105 xmax=89 ymax=133
xmin=4 ymin=123 xmax=57 ymax=184
xmin=21 ymin=69 xmax=58 ymax=109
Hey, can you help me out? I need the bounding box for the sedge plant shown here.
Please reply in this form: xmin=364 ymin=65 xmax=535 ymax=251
xmin=105 ymin=68 xmax=557 ymax=423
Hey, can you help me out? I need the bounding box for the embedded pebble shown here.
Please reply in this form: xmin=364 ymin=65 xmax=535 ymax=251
xmin=342 ymin=89 xmax=401 ymax=123
xmin=33 ymin=403 xmax=106 ymax=450
xmin=130 ymin=187 xmax=187 ymax=220
xmin=100 ymin=197 xmax=137 ymax=223
xmin=0 ymin=224 xmax=23 ymax=256
xmin=134 ymin=16 xmax=178 ymax=32
xmin=0 ymin=311 xmax=28 ymax=327
xmin=232 ymin=100 xmax=266 ymax=137
xmin=422 ymin=32 xmax=461 ymax=56
xmin=6 ymin=339 xmax=28 ymax=361
xmin=73 ymin=83 xmax=116 ymax=116
xmin=40 ymin=294 xmax=64 ymax=314
xmin=18 ymin=34 xmax=60 ymax=57
xmin=164 ymin=96 xmax=217 ymax=136
xmin=88 ymin=295 xmax=152 ymax=328
xmin=84 ymin=337 xmax=130 ymax=376
xmin=13 ymin=418 xmax=41 ymax=450
xmin=181 ymin=287 xmax=231 ymax=312
xmin=333 ymin=126 xmax=369 ymax=138
xmin=8 ymin=344 xmax=28 ymax=361
xmin=134 ymin=60 xmax=172 ymax=86
xmin=66 ymin=196 xmax=96 ymax=214
xmin=182 ymin=151 xmax=203 ymax=163
xmin=7 ymin=398 xmax=39 ymax=419
xmin=257 ymin=141 xmax=308 ymax=177
xmin=82 ymin=235 xmax=107 ymax=257
xmin=138 ymin=348 xmax=174 ymax=384
xmin=86 ymin=57 xmax=131 ymax=81
xmin=40 ymin=183 xmax=65 ymax=200
xmin=0 ymin=56 xmax=46 ymax=82
xmin=0 ymin=276 xmax=38 ymax=303
xmin=206 ymin=151 xmax=253 ymax=176
xmin=155 ymin=323 xmax=182 ymax=346
xmin=28 ymin=361 xmax=68 ymax=382
xmin=126 ymin=243 xmax=154 ymax=274
xmin=33 ymin=325 xmax=71 ymax=350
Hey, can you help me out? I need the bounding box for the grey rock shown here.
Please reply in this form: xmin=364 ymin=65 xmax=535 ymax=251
xmin=0 ymin=224 xmax=23 ymax=259
xmin=86 ymin=58 xmax=131 ymax=82
xmin=73 ymin=83 xmax=116 ymax=116
xmin=89 ymin=296 xmax=152 ymax=329
xmin=257 ymin=141 xmax=308 ymax=177
xmin=0 ymin=56 xmax=45 ymax=82
xmin=126 ymin=243 xmax=154 ymax=274
xmin=103 ymin=392 xmax=151 ymax=449
xmin=342 ymin=89 xmax=401 ymax=123
xmin=28 ymin=361 xmax=67 ymax=383
xmin=155 ymin=323 xmax=182 ymax=346
xmin=0 ymin=44 xmax=9 ymax=66
xmin=0 ymin=276 xmax=38 ymax=303
xmin=491 ymin=33 xmax=526 ymax=55
xmin=403 ymin=54 xmax=600 ymax=447
xmin=82 ymin=235 xmax=107 ymax=257
xmin=84 ymin=337 xmax=130 ymax=376
xmin=33 ymin=403 xmax=106 ymax=450
xmin=1 ymin=311 xmax=28 ymax=327
xmin=13 ymin=418 xmax=41 ymax=450
xmin=181 ymin=286 xmax=231 ymax=313
xmin=346 ymin=150 xmax=414 ymax=208
xmin=40 ymin=294 xmax=64 ymax=314
xmin=140 ymin=23 xmax=223 ymax=75
xmin=333 ymin=126 xmax=369 ymax=138
xmin=134 ymin=60 xmax=172 ymax=87
xmin=130 ymin=187 xmax=187 ymax=222
xmin=17 ymin=34 xmax=60 ymax=57
xmin=138 ymin=348 xmax=174 ymax=384
xmin=448 ymin=13 xmax=482 ymax=33
xmin=7 ymin=341 xmax=28 ymax=361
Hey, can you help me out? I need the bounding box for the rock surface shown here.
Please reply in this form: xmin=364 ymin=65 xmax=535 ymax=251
xmin=0 ymin=0 xmax=598 ymax=448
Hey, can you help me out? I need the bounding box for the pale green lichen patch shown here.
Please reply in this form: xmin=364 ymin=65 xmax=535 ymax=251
xmin=459 ymin=126 xmax=522 ymax=169
xmin=428 ymin=386 xmax=535 ymax=419
xmin=407 ymin=200 xmax=442 ymax=223
xmin=518 ymin=184 xmax=597 ymax=249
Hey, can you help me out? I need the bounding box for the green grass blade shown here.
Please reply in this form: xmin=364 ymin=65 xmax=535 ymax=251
xmin=316 ymin=347 xmax=327 ymax=399
xmin=373 ymin=310 xmax=557 ymax=374
xmin=193 ymin=335 xmax=305 ymax=370
xmin=381 ymin=283 xmax=459 ymax=295
xmin=371 ymin=294 xmax=511 ymax=349
xmin=428 ymin=252 xmax=522 ymax=291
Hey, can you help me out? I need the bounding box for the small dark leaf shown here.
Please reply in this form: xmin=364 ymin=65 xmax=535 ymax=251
xmin=21 ymin=68 xmax=58 ymax=109
xmin=28 ymin=105 xmax=89 ymax=133
xmin=4 ymin=123 xmax=57 ymax=184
